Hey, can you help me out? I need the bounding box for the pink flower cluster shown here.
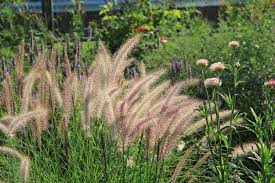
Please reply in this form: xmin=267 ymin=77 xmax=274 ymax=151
xmin=264 ymin=80 xmax=275 ymax=87
xmin=210 ymin=62 xmax=225 ymax=72
xmin=204 ymin=78 xmax=221 ymax=87
xmin=196 ymin=59 xmax=209 ymax=67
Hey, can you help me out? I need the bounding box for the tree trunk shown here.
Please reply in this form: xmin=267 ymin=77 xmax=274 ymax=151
xmin=41 ymin=0 xmax=54 ymax=31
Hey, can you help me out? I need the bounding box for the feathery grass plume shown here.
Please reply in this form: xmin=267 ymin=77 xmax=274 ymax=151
xmin=20 ymin=157 xmax=30 ymax=183
xmin=172 ymin=145 xmax=195 ymax=183
xmin=59 ymin=75 xmax=74 ymax=155
xmin=82 ymin=35 xmax=201 ymax=155
xmin=184 ymin=110 xmax=235 ymax=136
xmin=49 ymin=48 xmax=57 ymax=112
xmin=71 ymin=74 xmax=81 ymax=103
xmin=125 ymin=81 xmax=170 ymax=126
xmin=159 ymin=101 xmax=202 ymax=157
xmin=124 ymin=97 xmax=182 ymax=144
xmin=21 ymin=55 xmax=42 ymax=112
xmin=124 ymin=71 xmax=164 ymax=105
xmin=45 ymin=72 xmax=62 ymax=107
xmin=2 ymin=74 xmax=14 ymax=114
xmin=82 ymin=41 xmax=112 ymax=132
xmin=49 ymin=48 xmax=57 ymax=78
xmin=63 ymin=47 xmax=72 ymax=78
xmin=150 ymin=80 xmax=201 ymax=142
xmin=112 ymin=34 xmax=141 ymax=81
xmin=83 ymin=35 xmax=141 ymax=132
xmin=114 ymin=72 xmax=165 ymax=140
xmin=231 ymin=141 xmax=275 ymax=157
xmin=83 ymin=72 xmax=100 ymax=136
xmin=123 ymin=80 xmax=199 ymax=148
xmin=161 ymin=79 xmax=199 ymax=111
xmin=6 ymin=108 xmax=48 ymax=137
xmin=96 ymin=40 xmax=112 ymax=83
xmin=21 ymin=57 xmax=62 ymax=112
xmin=38 ymin=71 xmax=48 ymax=108
xmin=30 ymin=98 xmax=48 ymax=146
xmin=15 ymin=40 xmax=25 ymax=97
xmin=0 ymin=146 xmax=30 ymax=183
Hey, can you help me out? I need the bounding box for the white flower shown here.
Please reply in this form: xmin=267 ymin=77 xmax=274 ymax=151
xmin=228 ymin=40 xmax=240 ymax=48
xmin=177 ymin=141 xmax=185 ymax=152
xmin=204 ymin=78 xmax=222 ymax=87
xmin=235 ymin=61 xmax=241 ymax=68
xmin=254 ymin=44 xmax=260 ymax=48
xmin=210 ymin=62 xmax=225 ymax=72
xmin=196 ymin=59 xmax=209 ymax=67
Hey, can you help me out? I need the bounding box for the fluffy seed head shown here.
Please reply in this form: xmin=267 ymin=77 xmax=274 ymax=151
xmin=196 ymin=59 xmax=208 ymax=67
xmin=204 ymin=78 xmax=221 ymax=87
xmin=21 ymin=157 xmax=30 ymax=183
xmin=210 ymin=62 xmax=225 ymax=72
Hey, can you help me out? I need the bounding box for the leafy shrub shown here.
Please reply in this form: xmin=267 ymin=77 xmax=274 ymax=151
xmin=97 ymin=0 xmax=197 ymax=54
xmin=141 ymin=0 xmax=275 ymax=114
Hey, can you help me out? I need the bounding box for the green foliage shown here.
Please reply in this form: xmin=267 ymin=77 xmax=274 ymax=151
xmin=0 ymin=0 xmax=33 ymax=58
xmin=141 ymin=1 xmax=275 ymax=114
xmin=0 ymin=109 xmax=172 ymax=182
xmin=246 ymin=103 xmax=274 ymax=183
xmin=97 ymin=0 xmax=196 ymax=53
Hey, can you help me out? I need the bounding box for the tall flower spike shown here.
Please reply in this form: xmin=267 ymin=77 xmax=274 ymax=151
xmin=2 ymin=74 xmax=14 ymax=114
xmin=112 ymin=34 xmax=141 ymax=81
xmin=15 ymin=40 xmax=25 ymax=96
xmin=21 ymin=57 xmax=62 ymax=113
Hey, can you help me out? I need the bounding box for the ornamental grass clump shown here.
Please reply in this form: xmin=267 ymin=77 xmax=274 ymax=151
xmin=83 ymin=34 xmax=203 ymax=157
xmin=0 ymin=34 xmax=207 ymax=182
